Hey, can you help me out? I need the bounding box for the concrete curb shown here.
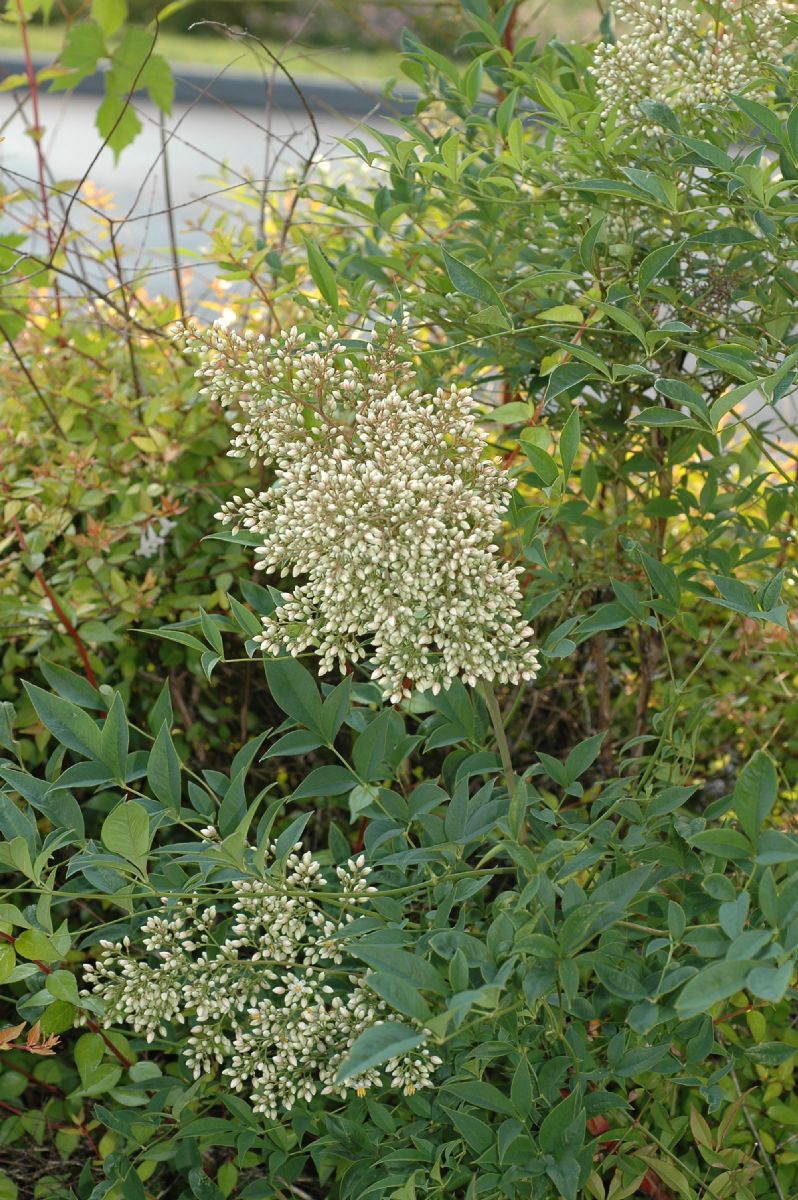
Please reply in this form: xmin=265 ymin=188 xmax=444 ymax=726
xmin=0 ymin=52 xmax=418 ymax=117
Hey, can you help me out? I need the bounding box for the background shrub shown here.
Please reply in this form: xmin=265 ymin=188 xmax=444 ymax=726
xmin=0 ymin=2 xmax=797 ymax=1199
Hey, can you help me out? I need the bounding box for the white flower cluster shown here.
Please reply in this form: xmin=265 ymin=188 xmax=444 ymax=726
xmin=82 ymin=844 xmax=441 ymax=1115
xmin=184 ymin=317 xmax=539 ymax=703
xmin=592 ymin=0 xmax=787 ymax=121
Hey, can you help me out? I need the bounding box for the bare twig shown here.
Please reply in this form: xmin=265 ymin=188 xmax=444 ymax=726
xmin=729 ymin=1065 xmax=787 ymax=1200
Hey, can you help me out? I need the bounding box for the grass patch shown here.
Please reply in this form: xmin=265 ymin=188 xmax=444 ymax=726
xmin=0 ymin=22 xmax=407 ymax=82
xmin=0 ymin=3 xmax=600 ymax=84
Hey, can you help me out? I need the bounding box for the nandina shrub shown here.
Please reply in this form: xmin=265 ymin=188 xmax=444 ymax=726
xmin=310 ymin=0 xmax=798 ymax=784
xmin=1 ymin=3 xmax=798 ymax=1200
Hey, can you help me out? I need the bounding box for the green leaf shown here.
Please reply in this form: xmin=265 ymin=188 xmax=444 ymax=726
xmin=100 ymin=692 xmax=128 ymax=779
xmin=38 ymin=657 xmax=103 ymax=710
xmin=0 ymin=703 xmax=16 ymax=755
xmin=199 ymin=608 xmax=224 ymax=656
xmin=564 ymin=732 xmax=605 ymax=781
xmin=511 ymin=1056 xmax=533 ymax=1116
xmin=218 ymin=769 xmax=247 ymax=837
xmin=441 ymin=1079 xmax=515 ymax=1116
xmin=353 ymin=710 xmax=397 ymax=782
xmin=148 ymin=681 xmax=174 ymax=736
xmin=0 ymin=836 xmax=35 ymax=881
xmin=787 ymin=103 xmax=798 ymax=162
xmin=746 ymin=1042 xmax=796 ymax=1067
xmin=593 ymin=300 xmax=647 ymax=347
xmin=639 ymin=552 xmax=680 ymax=608
xmin=147 ymin=721 xmax=182 ymax=813
xmin=304 ymin=237 xmax=338 ymax=310
xmin=731 ymin=94 xmax=784 ymax=141
xmin=106 ymin=28 xmax=173 ymax=112
xmin=638 ymin=241 xmax=684 ymax=292
xmin=367 ymin=971 xmax=431 ymax=1022
xmin=293 ymin=765 xmax=356 ymax=799
xmin=189 ymin=1167 xmax=224 ymax=1200
xmin=352 ymin=946 xmax=447 ymax=994
xmin=559 ymin=407 xmax=580 ymax=481
xmin=544 ymin=363 xmax=594 ymax=403
xmin=320 ymin=676 xmax=353 ymax=743
xmin=579 ymin=216 xmax=605 ymax=272
xmin=522 ymin=443 xmax=559 ymax=486
xmin=264 ymin=730 xmax=325 ymax=758
xmin=23 ymin=683 xmax=102 ymax=760
xmin=620 ymin=166 xmax=676 ymax=209
xmin=0 ymin=945 xmax=14 ymax=985
xmin=273 ymin=811 xmax=312 ymax=860
xmin=57 ymin=21 xmax=106 ymax=81
xmin=654 ymin=377 xmax=711 ymax=424
xmin=733 ymin=750 xmax=777 ymax=850
xmin=638 ymin=98 xmax=680 ymax=133
xmin=46 ymin=969 xmax=80 ymax=1005
xmin=15 ymin=928 xmax=61 ymax=963
xmin=91 ymin=0 xmax=127 ymax=36
xmin=629 ymin=407 xmax=697 ymax=429
xmin=747 ymin=961 xmax=793 ymax=1004
xmin=676 ymin=959 xmax=757 ymax=1018
xmin=678 ymin=136 xmax=735 ymax=172
xmin=227 ymin=593 xmax=262 ymax=637
xmin=74 ymin=1032 xmax=105 ymax=1087
xmin=648 ymin=785 xmax=697 ymax=818
xmin=690 ymin=828 xmax=752 ymax=861
xmin=145 ymin=628 xmax=206 ymax=653
xmin=101 ymin=801 xmax=150 ymax=874
xmin=442 ymin=248 xmax=507 ymax=315
xmin=141 ymin=53 xmax=174 ymax=112
xmin=264 ymin=657 xmax=325 ymax=737
xmin=487 ymin=401 xmax=531 ymax=424
xmin=538 ymin=305 xmax=583 ymax=324
xmin=440 ymin=1104 xmax=494 ymax=1154
xmin=335 ymin=1020 xmax=424 ymax=1082
xmin=96 ymin=90 xmax=142 ymax=162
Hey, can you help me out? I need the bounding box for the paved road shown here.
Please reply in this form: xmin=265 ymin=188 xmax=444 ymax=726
xmin=1 ymin=86 xmax=387 ymax=302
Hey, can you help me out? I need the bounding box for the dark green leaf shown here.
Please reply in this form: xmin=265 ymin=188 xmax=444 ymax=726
xmin=335 ymin=1021 xmax=424 ymax=1082
xmin=442 ymin=248 xmax=507 ymax=314
xmin=24 ymin=684 xmax=102 ymax=760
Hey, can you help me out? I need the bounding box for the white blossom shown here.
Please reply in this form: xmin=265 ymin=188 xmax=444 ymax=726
xmin=82 ymin=845 xmax=440 ymax=1113
xmin=136 ymin=517 xmax=176 ymax=559
xmin=592 ymin=0 xmax=788 ymax=123
xmin=183 ymin=317 xmax=539 ymax=703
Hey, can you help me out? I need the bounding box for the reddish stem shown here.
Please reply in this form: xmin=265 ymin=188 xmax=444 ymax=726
xmin=353 ymin=817 xmax=369 ymax=854
xmin=0 ymin=928 xmax=50 ymax=975
xmin=0 ymin=932 xmax=131 ymax=1069
xmin=502 ymin=1 xmax=519 ymax=52
xmin=85 ymin=1018 xmax=133 ymax=1069
xmin=15 ymin=0 xmax=61 ymax=317
xmin=10 ymin=515 xmax=99 ymax=688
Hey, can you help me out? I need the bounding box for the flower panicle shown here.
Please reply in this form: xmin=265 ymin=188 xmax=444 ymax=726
xmin=592 ymin=0 xmax=789 ymax=125
xmin=82 ymin=841 xmax=439 ymax=1115
xmin=184 ymin=316 xmax=540 ymax=701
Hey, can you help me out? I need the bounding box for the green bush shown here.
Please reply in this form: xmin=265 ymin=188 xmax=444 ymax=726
xmin=1 ymin=3 xmax=798 ymax=1200
xmin=0 ymin=292 xmax=265 ymax=768
xmin=309 ymin=0 xmax=798 ymax=781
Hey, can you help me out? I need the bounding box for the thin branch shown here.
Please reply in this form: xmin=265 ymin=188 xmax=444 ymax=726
xmin=729 ymin=1065 xmax=787 ymax=1200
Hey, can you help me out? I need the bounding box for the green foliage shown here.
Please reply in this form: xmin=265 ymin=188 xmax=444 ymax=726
xmin=2 ymin=1 xmax=798 ymax=1198
xmin=0 ymin=299 xmax=266 ymax=768
xmin=314 ymin=5 xmax=798 ymax=786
